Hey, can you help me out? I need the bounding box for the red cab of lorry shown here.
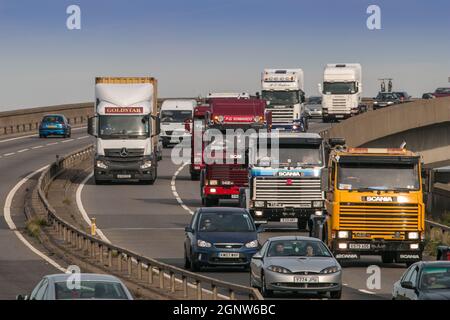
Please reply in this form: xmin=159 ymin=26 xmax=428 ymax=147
xmin=200 ymin=98 xmax=270 ymax=206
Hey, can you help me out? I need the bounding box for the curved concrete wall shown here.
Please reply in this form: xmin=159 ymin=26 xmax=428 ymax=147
xmin=320 ymin=97 xmax=450 ymax=156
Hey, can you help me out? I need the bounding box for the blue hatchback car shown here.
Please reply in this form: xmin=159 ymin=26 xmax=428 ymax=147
xmin=39 ymin=114 xmax=71 ymax=138
xmin=184 ymin=207 xmax=260 ymax=271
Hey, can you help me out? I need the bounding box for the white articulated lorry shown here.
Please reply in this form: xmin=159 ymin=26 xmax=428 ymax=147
xmin=88 ymin=77 xmax=160 ymax=185
xmin=261 ymin=69 xmax=306 ymax=130
xmin=319 ymin=63 xmax=362 ymax=122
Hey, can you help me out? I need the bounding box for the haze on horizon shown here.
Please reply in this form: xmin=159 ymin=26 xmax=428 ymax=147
xmin=0 ymin=0 xmax=449 ymax=111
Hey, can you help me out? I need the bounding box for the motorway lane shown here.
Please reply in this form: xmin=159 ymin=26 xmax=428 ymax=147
xmin=80 ymin=120 xmax=407 ymax=299
xmin=0 ymin=129 xmax=92 ymax=299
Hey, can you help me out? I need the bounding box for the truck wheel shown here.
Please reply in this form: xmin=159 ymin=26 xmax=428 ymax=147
xmin=297 ymin=220 xmax=307 ymax=231
xmin=205 ymin=198 xmax=218 ymax=207
xmin=190 ymin=173 xmax=200 ymax=181
xmin=239 ymin=189 xmax=246 ymax=208
xmin=381 ymin=253 xmax=394 ymax=264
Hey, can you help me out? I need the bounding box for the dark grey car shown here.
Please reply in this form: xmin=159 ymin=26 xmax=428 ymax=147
xmin=392 ymin=261 xmax=450 ymax=300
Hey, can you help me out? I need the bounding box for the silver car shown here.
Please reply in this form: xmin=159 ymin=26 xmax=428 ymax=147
xmin=250 ymin=236 xmax=342 ymax=298
xmin=17 ymin=273 xmax=133 ymax=300
xmin=305 ymin=97 xmax=322 ymax=118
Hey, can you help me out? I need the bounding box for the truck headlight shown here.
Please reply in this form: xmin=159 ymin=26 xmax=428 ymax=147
xmin=96 ymin=160 xmax=108 ymax=169
xmin=254 ymin=201 xmax=264 ymax=207
xmin=245 ymin=240 xmax=259 ymax=248
xmin=140 ymin=161 xmax=152 ymax=169
xmin=218 ymin=115 xmax=224 ymax=122
xmin=408 ymin=232 xmax=419 ymax=240
xmin=313 ymin=200 xmax=323 ymax=208
xmin=254 ymin=115 xmax=261 ymax=122
xmin=194 ymin=157 xmax=202 ymax=163
xmin=197 ymin=240 xmax=212 ymax=248
xmin=338 ymin=231 xmax=349 ymax=239
xmin=209 ymin=180 xmax=218 ymax=186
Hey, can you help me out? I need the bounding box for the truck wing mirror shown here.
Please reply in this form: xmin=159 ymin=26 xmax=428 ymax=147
xmin=87 ymin=116 xmax=97 ymax=137
xmin=184 ymin=119 xmax=192 ymax=133
xmin=321 ymin=168 xmax=329 ymax=191
xmin=152 ymin=115 xmax=161 ymax=137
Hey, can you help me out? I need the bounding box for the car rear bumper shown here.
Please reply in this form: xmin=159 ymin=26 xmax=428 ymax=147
xmin=39 ymin=128 xmax=68 ymax=136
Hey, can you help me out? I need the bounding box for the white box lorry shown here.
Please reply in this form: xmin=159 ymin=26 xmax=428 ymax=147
xmin=88 ymin=77 xmax=160 ymax=184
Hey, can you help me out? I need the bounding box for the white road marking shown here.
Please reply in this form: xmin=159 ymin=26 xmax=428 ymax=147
xmin=32 ymin=146 xmax=43 ymax=149
xmin=358 ymin=289 xmax=376 ymax=295
xmin=46 ymin=142 xmax=59 ymax=146
xmin=17 ymin=149 xmax=29 ymax=153
xmin=75 ymin=172 xmax=110 ymax=243
xmin=105 ymin=227 xmax=185 ymax=231
xmin=61 ymin=139 xmax=74 ymax=143
xmin=76 ymin=168 xmax=228 ymax=299
xmin=4 ymin=153 xmax=15 ymax=156
xmin=77 ymin=136 xmax=90 ymax=140
xmin=3 ymin=165 xmax=66 ymax=272
xmin=171 ymin=163 xmax=194 ymax=215
xmin=0 ymin=126 xmax=87 ymax=144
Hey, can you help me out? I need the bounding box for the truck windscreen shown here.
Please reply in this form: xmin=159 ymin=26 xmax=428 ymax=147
xmin=256 ymin=145 xmax=322 ymax=167
xmin=98 ymin=115 xmax=149 ymax=139
xmin=323 ymin=82 xmax=357 ymax=94
xmin=337 ymin=162 xmax=420 ymax=191
xmin=262 ymin=91 xmax=299 ymax=105
xmin=161 ymin=110 xmax=192 ymax=123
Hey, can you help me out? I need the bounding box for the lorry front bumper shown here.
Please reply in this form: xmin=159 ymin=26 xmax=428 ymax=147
xmin=331 ymin=239 xmax=424 ymax=261
xmin=204 ymin=186 xmax=241 ymax=200
xmin=249 ymin=208 xmax=324 ymax=223
xmin=94 ymin=159 xmax=155 ymax=181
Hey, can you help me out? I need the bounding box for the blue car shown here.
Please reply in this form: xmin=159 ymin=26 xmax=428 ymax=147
xmin=39 ymin=114 xmax=71 ymax=138
xmin=184 ymin=207 xmax=260 ymax=271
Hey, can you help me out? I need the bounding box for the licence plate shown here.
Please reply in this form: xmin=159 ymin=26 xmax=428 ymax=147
xmin=218 ymin=252 xmax=240 ymax=258
xmin=293 ymin=276 xmax=319 ymax=283
xmin=117 ymin=174 xmax=132 ymax=179
xmin=47 ymin=125 xmax=57 ymax=129
xmin=231 ymin=194 xmax=239 ymax=199
xmin=336 ymin=115 xmax=344 ymax=118
xmin=349 ymin=243 xmax=371 ymax=250
xmin=280 ymin=218 xmax=298 ymax=223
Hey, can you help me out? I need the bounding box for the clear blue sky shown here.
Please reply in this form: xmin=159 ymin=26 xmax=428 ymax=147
xmin=1 ymin=0 xmax=449 ymax=110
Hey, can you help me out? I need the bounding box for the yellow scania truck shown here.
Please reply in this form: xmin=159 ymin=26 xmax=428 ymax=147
xmin=323 ymin=140 xmax=425 ymax=266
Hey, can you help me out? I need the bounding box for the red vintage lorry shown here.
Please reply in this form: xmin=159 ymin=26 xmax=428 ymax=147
xmin=200 ymin=98 xmax=270 ymax=206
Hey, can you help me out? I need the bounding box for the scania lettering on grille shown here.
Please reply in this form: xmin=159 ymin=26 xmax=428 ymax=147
xmin=277 ymin=171 xmax=303 ymax=177
xmin=363 ymin=196 xmax=396 ymax=202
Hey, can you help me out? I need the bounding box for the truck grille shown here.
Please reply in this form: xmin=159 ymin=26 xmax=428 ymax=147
xmin=254 ymin=177 xmax=322 ymax=206
xmin=339 ymin=203 xmax=419 ymax=237
xmin=207 ymin=165 xmax=248 ymax=185
xmin=104 ymin=148 xmax=145 ymax=162
xmin=329 ymin=97 xmax=349 ymax=112
xmin=267 ymin=106 xmax=294 ymax=124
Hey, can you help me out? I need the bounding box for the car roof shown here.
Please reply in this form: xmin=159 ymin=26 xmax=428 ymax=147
xmin=266 ymin=235 xmax=322 ymax=242
xmin=420 ymin=261 xmax=450 ymax=267
xmin=198 ymin=207 xmax=249 ymax=214
xmin=44 ymin=273 xmax=123 ymax=282
xmin=44 ymin=114 xmax=65 ymax=117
